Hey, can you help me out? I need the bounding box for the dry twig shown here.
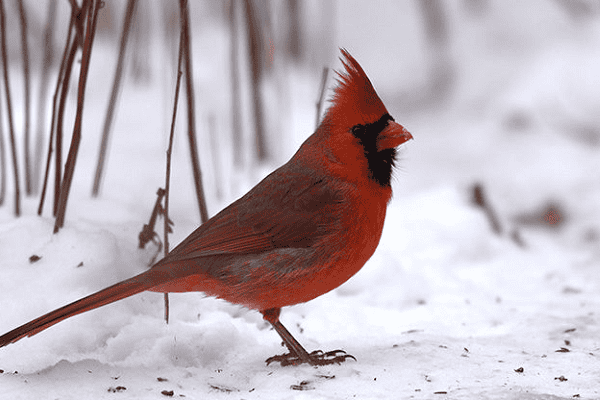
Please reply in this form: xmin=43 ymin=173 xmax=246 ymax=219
xmin=179 ymin=0 xmax=208 ymax=223
xmin=17 ymin=0 xmax=31 ymax=195
xmin=315 ymin=67 xmax=329 ymax=129
xmin=38 ymin=5 xmax=75 ymax=216
xmin=0 ymin=0 xmax=21 ymax=216
xmin=33 ymin=0 xmax=57 ymax=196
xmin=92 ymin=0 xmax=138 ymax=197
xmin=54 ymin=0 xmax=101 ymax=232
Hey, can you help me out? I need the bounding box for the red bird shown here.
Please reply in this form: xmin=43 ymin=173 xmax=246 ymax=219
xmin=0 ymin=49 xmax=412 ymax=366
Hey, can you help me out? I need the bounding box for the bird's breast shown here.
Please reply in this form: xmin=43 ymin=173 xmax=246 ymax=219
xmin=242 ymin=187 xmax=389 ymax=310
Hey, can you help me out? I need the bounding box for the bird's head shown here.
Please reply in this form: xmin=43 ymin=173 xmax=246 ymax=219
xmin=307 ymin=49 xmax=413 ymax=188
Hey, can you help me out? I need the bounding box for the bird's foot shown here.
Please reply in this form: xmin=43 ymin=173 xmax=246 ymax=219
xmin=266 ymin=349 xmax=356 ymax=366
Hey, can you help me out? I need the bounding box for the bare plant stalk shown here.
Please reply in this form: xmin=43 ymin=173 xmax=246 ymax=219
xmin=53 ymin=35 xmax=79 ymax=216
xmin=286 ymin=0 xmax=302 ymax=60
xmin=179 ymin=0 xmax=208 ymax=223
xmin=315 ymin=67 xmax=328 ymax=129
xmin=54 ymin=0 xmax=101 ymax=233
xmin=0 ymin=0 xmax=21 ymax=216
xmin=17 ymin=0 xmax=31 ymax=195
xmin=243 ymin=0 xmax=267 ymax=161
xmin=471 ymin=182 xmax=502 ymax=235
xmin=137 ymin=188 xmax=166 ymax=251
xmin=229 ymin=0 xmax=242 ymax=167
xmin=92 ymin=0 xmax=138 ymax=197
xmin=51 ymin=2 xmax=89 ymax=217
xmin=207 ymin=114 xmax=223 ymax=200
xmin=38 ymin=7 xmax=75 ymax=216
xmin=163 ymin=29 xmax=185 ymax=324
xmin=33 ymin=0 xmax=57 ymax=196
xmin=418 ymin=0 xmax=454 ymax=105
xmin=68 ymin=0 xmax=84 ymax=47
xmin=0 ymin=94 xmax=5 ymax=205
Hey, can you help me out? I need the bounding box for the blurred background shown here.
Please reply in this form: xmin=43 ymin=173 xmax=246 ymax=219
xmin=1 ymin=2 xmax=599 ymax=391
xmin=0 ymin=0 xmax=599 ymax=247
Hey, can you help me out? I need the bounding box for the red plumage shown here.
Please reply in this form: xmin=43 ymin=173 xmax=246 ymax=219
xmin=0 ymin=49 xmax=412 ymax=366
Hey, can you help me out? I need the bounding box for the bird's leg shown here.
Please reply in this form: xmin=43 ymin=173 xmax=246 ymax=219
xmin=261 ymin=308 xmax=356 ymax=366
xmin=263 ymin=308 xmax=311 ymax=365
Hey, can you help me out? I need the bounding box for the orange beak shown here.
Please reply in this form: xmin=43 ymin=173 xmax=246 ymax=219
xmin=376 ymin=121 xmax=413 ymax=151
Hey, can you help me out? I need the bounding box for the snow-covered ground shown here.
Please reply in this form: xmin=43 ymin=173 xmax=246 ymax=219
xmin=1 ymin=1 xmax=600 ymax=399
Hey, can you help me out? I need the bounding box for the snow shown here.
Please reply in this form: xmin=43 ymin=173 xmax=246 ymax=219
xmin=1 ymin=1 xmax=600 ymax=399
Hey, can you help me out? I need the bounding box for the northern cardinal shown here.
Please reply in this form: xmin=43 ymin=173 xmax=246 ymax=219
xmin=0 ymin=49 xmax=412 ymax=366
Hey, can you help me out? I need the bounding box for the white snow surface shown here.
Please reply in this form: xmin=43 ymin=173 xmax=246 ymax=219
xmin=2 ymin=3 xmax=600 ymax=399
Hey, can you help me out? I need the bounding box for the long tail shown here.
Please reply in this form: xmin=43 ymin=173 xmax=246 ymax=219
xmin=0 ymin=268 xmax=164 ymax=347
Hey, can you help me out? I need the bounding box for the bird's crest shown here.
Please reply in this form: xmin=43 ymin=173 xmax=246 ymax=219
xmin=328 ymin=48 xmax=389 ymax=127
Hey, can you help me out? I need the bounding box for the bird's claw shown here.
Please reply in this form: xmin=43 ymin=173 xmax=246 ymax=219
xmin=266 ymin=349 xmax=356 ymax=366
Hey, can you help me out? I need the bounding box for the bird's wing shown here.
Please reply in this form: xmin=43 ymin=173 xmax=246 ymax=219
xmin=165 ymin=169 xmax=344 ymax=263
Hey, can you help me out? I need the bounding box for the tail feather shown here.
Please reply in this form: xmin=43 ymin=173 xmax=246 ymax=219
xmin=0 ymin=271 xmax=157 ymax=347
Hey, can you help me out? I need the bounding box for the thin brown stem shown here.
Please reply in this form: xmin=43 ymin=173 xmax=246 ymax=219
xmin=92 ymin=0 xmax=138 ymax=197
xmin=17 ymin=0 xmax=31 ymax=195
xmin=137 ymin=188 xmax=166 ymax=251
xmin=38 ymin=7 xmax=75 ymax=216
xmin=179 ymin=0 xmax=208 ymax=223
xmin=229 ymin=0 xmax=242 ymax=167
xmin=315 ymin=67 xmax=328 ymax=129
xmin=243 ymin=0 xmax=266 ymax=161
xmin=54 ymin=4 xmax=83 ymax=216
xmin=471 ymin=182 xmax=502 ymax=235
xmin=53 ymin=34 xmax=79 ymax=216
xmin=54 ymin=0 xmax=101 ymax=233
xmin=207 ymin=114 xmax=222 ymax=200
xmin=162 ymin=29 xmax=185 ymax=324
xmin=0 ymin=0 xmax=21 ymax=216
xmin=0 ymin=93 xmax=5 ymax=205
xmin=33 ymin=0 xmax=57 ymax=196
xmin=165 ymin=36 xmax=184 ymax=258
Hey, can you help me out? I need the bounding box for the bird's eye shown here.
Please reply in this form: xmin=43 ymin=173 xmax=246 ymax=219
xmin=351 ymin=124 xmax=364 ymax=137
